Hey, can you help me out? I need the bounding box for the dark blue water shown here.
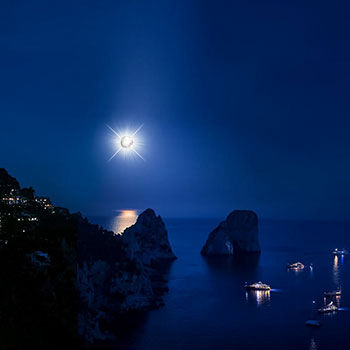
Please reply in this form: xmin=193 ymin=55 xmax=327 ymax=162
xmin=91 ymin=217 xmax=350 ymax=350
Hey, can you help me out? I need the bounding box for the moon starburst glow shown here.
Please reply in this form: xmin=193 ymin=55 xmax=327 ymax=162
xmin=107 ymin=124 xmax=144 ymax=161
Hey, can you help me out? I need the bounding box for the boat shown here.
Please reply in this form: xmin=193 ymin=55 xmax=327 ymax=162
xmin=244 ymin=281 xmax=271 ymax=291
xmin=333 ymin=248 xmax=348 ymax=255
xmin=324 ymin=290 xmax=341 ymax=297
xmin=287 ymin=262 xmax=305 ymax=270
xmin=318 ymin=301 xmax=338 ymax=313
xmin=305 ymin=320 xmax=321 ymax=328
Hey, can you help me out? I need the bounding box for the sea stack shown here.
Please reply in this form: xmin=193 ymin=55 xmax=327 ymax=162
xmin=201 ymin=210 xmax=260 ymax=256
xmin=122 ymin=208 xmax=177 ymax=265
xmin=78 ymin=208 xmax=176 ymax=343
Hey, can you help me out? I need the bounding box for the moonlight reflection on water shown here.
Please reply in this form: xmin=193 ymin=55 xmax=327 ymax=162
xmin=113 ymin=210 xmax=138 ymax=234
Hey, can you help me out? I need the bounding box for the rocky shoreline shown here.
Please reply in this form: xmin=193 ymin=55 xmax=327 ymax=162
xmin=0 ymin=169 xmax=78 ymax=347
xmin=0 ymin=169 xmax=177 ymax=346
xmin=1 ymin=168 xmax=262 ymax=347
xmin=77 ymin=208 xmax=176 ymax=344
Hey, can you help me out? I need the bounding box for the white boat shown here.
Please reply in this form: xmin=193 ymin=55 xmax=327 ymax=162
xmin=333 ymin=248 xmax=348 ymax=255
xmin=287 ymin=262 xmax=305 ymax=270
xmin=318 ymin=301 xmax=338 ymax=313
xmin=244 ymin=281 xmax=271 ymax=291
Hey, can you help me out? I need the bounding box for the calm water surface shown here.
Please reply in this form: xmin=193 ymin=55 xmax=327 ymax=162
xmin=90 ymin=216 xmax=350 ymax=350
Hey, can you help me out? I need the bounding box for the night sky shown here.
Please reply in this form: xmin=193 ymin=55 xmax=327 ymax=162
xmin=1 ymin=0 xmax=350 ymax=220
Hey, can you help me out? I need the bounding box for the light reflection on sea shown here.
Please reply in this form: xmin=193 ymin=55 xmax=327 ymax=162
xmin=333 ymin=255 xmax=340 ymax=287
xmin=112 ymin=210 xmax=138 ymax=234
xmin=246 ymin=290 xmax=271 ymax=306
xmin=310 ymin=336 xmax=318 ymax=350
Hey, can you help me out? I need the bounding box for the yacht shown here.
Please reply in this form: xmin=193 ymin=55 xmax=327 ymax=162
xmin=324 ymin=290 xmax=341 ymax=297
xmin=333 ymin=248 xmax=347 ymax=255
xmin=244 ymin=281 xmax=271 ymax=291
xmin=287 ymin=262 xmax=305 ymax=270
xmin=318 ymin=301 xmax=338 ymax=313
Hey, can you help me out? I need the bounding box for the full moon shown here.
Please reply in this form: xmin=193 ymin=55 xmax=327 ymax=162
xmin=120 ymin=135 xmax=134 ymax=149
xmin=107 ymin=124 xmax=144 ymax=161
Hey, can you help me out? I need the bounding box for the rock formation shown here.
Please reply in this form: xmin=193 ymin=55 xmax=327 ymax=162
xmin=122 ymin=208 xmax=177 ymax=265
xmin=0 ymin=169 xmax=176 ymax=346
xmin=201 ymin=210 xmax=260 ymax=256
xmin=78 ymin=257 xmax=156 ymax=343
xmin=77 ymin=208 xmax=176 ymax=344
xmin=0 ymin=170 xmax=77 ymax=347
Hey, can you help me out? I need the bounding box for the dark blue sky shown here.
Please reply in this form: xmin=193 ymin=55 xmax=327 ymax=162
xmin=1 ymin=0 xmax=350 ymax=220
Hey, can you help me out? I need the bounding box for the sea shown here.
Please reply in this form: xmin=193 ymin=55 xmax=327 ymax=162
xmin=90 ymin=213 xmax=350 ymax=350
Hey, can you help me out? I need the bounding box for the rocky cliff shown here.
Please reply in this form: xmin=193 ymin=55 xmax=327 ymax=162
xmin=0 ymin=168 xmax=20 ymax=196
xmin=0 ymin=169 xmax=177 ymax=346
xmin=77 ymin=208 xmax=176 ymax=344
xmin=201 ymin=210 xmax=260 ymax=256
xmin=0 ymin=170 xmax=78 ymax=348
xmin=122 ymin=208 xmax=177 ymax=265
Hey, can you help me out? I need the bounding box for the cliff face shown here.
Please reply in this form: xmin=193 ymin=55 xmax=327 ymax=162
xmin=201 ymin=210 xmax=260 ymax=256
xmin=77 ymin=208 xmax=176 ymax=344
xmin=0 ymin=170 xmax=78 ymax=348
xmin=0 ymin=169 xmax=176 ymax=346
xmin=0 ymin=168 xmax=20 ymax=196
xmin=78 ymin=259 xmax=156 ymax=343
xmin=122 ymin=208 xmax=177 ymax=265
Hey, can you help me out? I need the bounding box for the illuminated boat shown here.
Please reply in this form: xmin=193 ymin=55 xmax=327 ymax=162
xmin=333 ymin=248 xmax=347 ymax=255
xmin=324 ymin=290 xmax=341 ymax=297
xmin=318 ymin=301 xmax=338 ymax=313
xmin=287 ymin=262 xmax=305 ymax=270
xmin=305 ymin=320 xmax=321 ymax=328
xmin=244 ymin=281 xmax=271 ymax=291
